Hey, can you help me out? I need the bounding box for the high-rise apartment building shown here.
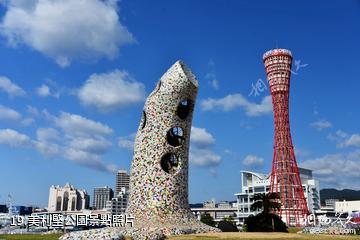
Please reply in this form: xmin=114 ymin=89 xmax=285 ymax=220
xmin=106 ymin=187 xmax=128 ymax=215
xmin=115 ymin=170 xmax=130 ymax=196
xmin=93 ymin=186 xmax=113 ymax=210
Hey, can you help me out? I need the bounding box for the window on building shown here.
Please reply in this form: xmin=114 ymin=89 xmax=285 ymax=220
xmin=71 ymin=198 xmax=75 ymax=211
xmin=63 ymin=192 xmax=69 ymax=211
xmin=56 ymin=197 xmax=62 ymax=211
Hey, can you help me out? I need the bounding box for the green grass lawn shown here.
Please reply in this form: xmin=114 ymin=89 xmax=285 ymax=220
xmin=287 ymin=227 xmax=303 ymax=233
xmin=0 ymin=233 xmax=63 ymax=240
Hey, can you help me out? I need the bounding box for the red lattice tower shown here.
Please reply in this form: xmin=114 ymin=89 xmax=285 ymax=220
xmin=263 ymin=49 xmax=309 ymax=226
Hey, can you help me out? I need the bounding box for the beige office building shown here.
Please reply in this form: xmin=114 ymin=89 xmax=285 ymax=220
xmin=48 ymin=183 xmax=89 ymax=212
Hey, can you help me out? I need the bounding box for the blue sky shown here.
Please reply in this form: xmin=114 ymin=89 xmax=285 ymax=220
xmin=0 ymin=0 xmax=359 ymax=207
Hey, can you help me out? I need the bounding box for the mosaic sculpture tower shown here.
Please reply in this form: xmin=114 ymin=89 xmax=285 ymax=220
xmin=263 ymin=49 xmax=309 ymax=226
xmin=59 ymin=61 xmax=218 ymax=240
xmin=126 ymin=60 xmax=218 ymax=233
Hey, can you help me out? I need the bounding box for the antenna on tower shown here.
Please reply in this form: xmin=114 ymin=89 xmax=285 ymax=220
xmin=275 ymin=40 xmax=279 ymax=49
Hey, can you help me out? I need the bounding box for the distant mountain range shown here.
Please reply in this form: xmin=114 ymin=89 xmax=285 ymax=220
xmin=189 ymin=203 xmax=203 ymax=208
xmin=320 ymin=188 xmax=360 ymax=204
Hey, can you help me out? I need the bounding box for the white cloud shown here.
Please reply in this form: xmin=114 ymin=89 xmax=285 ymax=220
xmin=36 ymin=127 xmax=59 ymax=142
xmin=209 ymin=168 xmax=218 ymax=177
xmin=27 ymin=105 xmax=40 ymax=117
xmin=0 ymin=105 xmax=33 ymax=125
xmin=50 ymin=112 xmax=115 ymax=171
xmin=0 ymin=125 xmax=116 ymax=173
xmin=36 ymin=84 xmax=50 ymax=97
xmin=327 ymin=130 xmax=360 ymax=148
xmin=201 ymin=94 xmax=272 ymax=117
xmin=341 ymin=134 xmax=360 ymax=148
xmin=68 ymin=137 xmax=111 ymax=154
xmin=189 ymin=127 xmax=221 ymax=167
xmin=36 ymin=81 xmax=65 ymax=98
xmin=294 ymin=147 xmax=310 ymax=158
xmin=310 ymin=119 xmax=332 ymax=130
xmin=191 ymin=126 xmax=215 ymax=148
xmin=327 ymin=130 xmax=348 ymax=143
xmin=205 ymin=73 xmax=219 ymax=90
xmin=0 ymin=110 xmax=117 ymax=172
xmin=63 ymin=147 xmax=115 ymax=173
xmin=242 ymin=154 xmax=264 ymax=167
xmin=118 ymin=133 xmax=136 ymax=151
xmin=335 ymin=130 xmax=348 ymax=139
xmin=205 ymin=58 xmax=219 ymax=90
xmin=34 ymin=140 xmax=60 ymax=156
xmin=0 ymin=76 xmax=26 ymax=97
xmin=54 ymin=112 xmax=113 ymax=137
xmin=78 ymin=70 xmax=145 ymax=112
xmin=300 ymin=150 xmax=360 ymax=189
xmin=0 ymin=105 xmax=21 ymax=121
xmin=190 ymin=148 xmax=221 ymax=167
xmin=0 ymin=128 xmax=32 ymax=147
xmin=0 ymin=0 xmax=134 ymax=67
xmin=21 ymin=117 xmax=34 ymax=126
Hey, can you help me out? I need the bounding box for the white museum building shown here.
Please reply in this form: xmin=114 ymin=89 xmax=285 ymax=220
xmin=48 ymin=183 xmax=89 ymax=212
xmin=234 ymin=167 xmax=320 ymax=225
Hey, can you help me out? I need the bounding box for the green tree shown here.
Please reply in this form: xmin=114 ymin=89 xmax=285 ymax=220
xmin=222 ymin=215 xmax=235 ymax=223
xmin=200 ymin=213 xmax=215 ymax=227
xmin=218 ymin=215 xmax=238 ymax=232
xmin=250 ymin=192 xmax=281 ymax=214
xmin=244 ymin=192 xmax=287 ymax=232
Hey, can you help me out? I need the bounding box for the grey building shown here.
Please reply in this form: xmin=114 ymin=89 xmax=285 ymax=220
xmin=191 ymin=200 xmax=237 ymax=222
xmin=325 ymin=199 xmax=339 ymax=210
xmin=106 ymin=187 xmax=128 ymax=215
xmin=93 ymin=186 xmax=113 ymax=210
xmin=115 ymin=170 xmax=130 ymax=196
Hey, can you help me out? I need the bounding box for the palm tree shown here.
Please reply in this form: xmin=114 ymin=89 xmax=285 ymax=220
xmin=250 ymin=192 xmax=281 ymax=214
xmin=246 ymin=193 xmax=287 ymax=232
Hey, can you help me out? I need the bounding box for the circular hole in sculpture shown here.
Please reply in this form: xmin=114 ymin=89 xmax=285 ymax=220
xmin=166 ymin=127 xmax=184 ymax=147
xmin=140 ymin=111 xmax=147 ymax=129
xmin=155 ymin=80 xmax=162 ymax=93
xmin=177 ymin=99 xmax=191 ymax=120
xmin=160 ymin=153 xmax=179 ymax=174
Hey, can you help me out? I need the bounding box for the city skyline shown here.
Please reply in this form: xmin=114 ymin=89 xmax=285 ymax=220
xmin=0 ymin=0 xmax=360 ymax=207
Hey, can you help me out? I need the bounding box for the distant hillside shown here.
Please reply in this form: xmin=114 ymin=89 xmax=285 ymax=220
xmin=320 ymin=188 xmax=360 ymax=204
xmin=189 ymin=203 xmax=203 ymax=208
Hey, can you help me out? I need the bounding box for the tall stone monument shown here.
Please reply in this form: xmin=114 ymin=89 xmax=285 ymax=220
xmin=126 ymin=60 xmax=218 ymax=235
